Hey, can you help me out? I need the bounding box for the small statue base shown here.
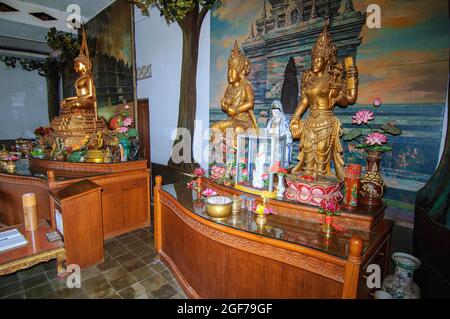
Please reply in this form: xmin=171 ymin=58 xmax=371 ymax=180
xmin=284 ymin=173 xmax=343 ymax=207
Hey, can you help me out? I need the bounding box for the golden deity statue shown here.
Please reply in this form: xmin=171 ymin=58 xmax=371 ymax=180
xmin=211 ymin=41 xmax=257 ymax=140
xmin=50 ymin=26 xmax=106 ymax=153
xmin=290 ymin=24 xmax=358 ymax=180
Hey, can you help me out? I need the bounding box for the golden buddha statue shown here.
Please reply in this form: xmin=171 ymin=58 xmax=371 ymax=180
xmin=290 ymin=24 xmax=358 ymax=181
xmin=211 ymin=41 xmax=257 ymax=140
xmin=50 ymin=26 xmax=106 ymax=154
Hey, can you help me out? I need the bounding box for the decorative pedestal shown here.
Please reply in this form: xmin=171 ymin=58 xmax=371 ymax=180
xmin=285 ymin=174 xmax=343 ymax=207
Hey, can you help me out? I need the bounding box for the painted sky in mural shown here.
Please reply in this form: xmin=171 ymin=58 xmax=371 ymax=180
xmin=210 ymin=0 xmax=449 ymax=109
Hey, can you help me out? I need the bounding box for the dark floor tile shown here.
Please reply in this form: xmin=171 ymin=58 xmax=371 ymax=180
xmin=116 ymin=233 xmax=133 ymax=240
xmin=22 ymin=273 xmax=49 ymax=289
xmin=148 ymin=260 xmax=167 ymax=273
xmin=81 ymin=274 xmax=109 ymax=292
xmin=41 ymin=260 xmax=57 ymax=271
xmin=139 ymin=274 xmax=167 ymax=292
xmin=104 ymin=292 xmax=122 ymax=299
xmin=0 ymin=273 xmax=19 ymax=289
xmin=130 ymin=228 xmax=150 ymax=237
xmin=159 ymin=269 xmax=175 ymax=282
xmin=2 ymin=291 xmax=26 ymax=299
xmin=118 ymin=282 xmax=153 ymax=299
xmin=80 ymin=266 xmax=100 ymax=281
xmin=168 ymin=279 xmax=182 ymax=292
xmin=104 ymin=237 xmax=119 ymax=244
xmin=102 ymin=266 xmax=128 ymax=282
xmin=117 ymin=235 xmax=140 ymax=245
xmin=109 ymin=274 xmax=138 ymax=291
xmin=24 ymin=282 xmax=54 ymax=299
xmin=122 ymin=259 xmax=146 ymax=273
xmin=171 ymin=292 xmax=187 ymax=299
xmin=17 ymin=265 xmax=45 ymax=280
xmin=0 ymin=281 xmax=23 ymax=299
xmin=151 ymin=283 xmax=178 ymax=299
xmin=139 ymin=251 xmax=159 ymax=265
xmin=45 ymin=268 xmax=60 ymax=281
xmin=53 ymin=287 xmax=86 ymax=299
xmin=86 ymin=282 xmax=115 ymax=299
xmin=130 ymin=265 xmax=156 ymax=282
xmin=115 ymin=251 xmax=138 ymax=265
xmin=38 ymin=291 xmax=59 ymax=299
xmin=106 ymin=245 xmax=129 ymax=257
xmin=96 ymin=257 xmax=120 ymax=272
xmin=127 ymin=243 xmax=152 ymax=257
xmin=49 ymin=278 xmax=69 ymax=291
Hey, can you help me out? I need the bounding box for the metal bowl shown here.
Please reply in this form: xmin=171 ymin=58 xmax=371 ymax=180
xmin=206 ymin=196 xmax=232 ymax=219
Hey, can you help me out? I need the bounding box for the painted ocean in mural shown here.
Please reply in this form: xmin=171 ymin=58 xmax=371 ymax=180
xmin=210 ymin=0 xmax=449 ymax=220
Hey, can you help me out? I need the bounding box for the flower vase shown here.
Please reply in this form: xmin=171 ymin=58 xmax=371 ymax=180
xmin=381 ymin=252 xmax=421 ymax=299
xmin=255 ymin=214 xmax=267 ymax=227
xmin=320 ymin=215 xmax=335 ymax=236
xmin=276 ymin=174 xmax=285 ymax=198
xmin=119 ymin=137 xmax=131 ymax=162
xmin=359 ymin=150 xmax=385 ymax=207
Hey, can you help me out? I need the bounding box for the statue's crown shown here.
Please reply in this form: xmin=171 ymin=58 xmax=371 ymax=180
xmin=228 ymin=41 xmax=250 ymax=75
xmin=312 ymin=24 xmax=337 ymax=65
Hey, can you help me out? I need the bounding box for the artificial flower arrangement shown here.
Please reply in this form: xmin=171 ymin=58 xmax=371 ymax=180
xmin=109 ymin=115 xmax=138 ymax=139
xmin=270 ymin=161 xmax=287 ymax=177
xmin=318 ymin=195 xmax=342 ymax=235
xmin=343 ymin=98 xmax=402 ymax=152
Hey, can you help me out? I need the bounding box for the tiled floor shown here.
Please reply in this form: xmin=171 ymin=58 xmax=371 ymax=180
xmin=0 ymin=227 xmax=187 ymax=299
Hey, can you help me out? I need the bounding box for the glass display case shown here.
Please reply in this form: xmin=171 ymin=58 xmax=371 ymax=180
xmin=234 ymin=134 xmax=286 ymax=196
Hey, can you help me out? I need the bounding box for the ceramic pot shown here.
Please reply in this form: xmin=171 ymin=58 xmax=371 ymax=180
xmin=276 ymin=174 xmax=285 ymax=198
xmin=359 ymin=150 xmax=385 ymax=207
xmin=119 ymin=137 xmax=131 ymax=161
xmin=381 ymin=252 xmax=421 ymax=299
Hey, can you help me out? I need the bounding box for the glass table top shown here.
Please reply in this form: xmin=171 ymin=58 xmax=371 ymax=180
xmin=162 ymin=183 xmax=381 ymax=260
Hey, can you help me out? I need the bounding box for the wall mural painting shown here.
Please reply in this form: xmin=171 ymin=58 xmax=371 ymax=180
xmin=84 ymin=0 xmax=136 ymax=123
xmin=210 ymin=0 xmax=449 ymax=217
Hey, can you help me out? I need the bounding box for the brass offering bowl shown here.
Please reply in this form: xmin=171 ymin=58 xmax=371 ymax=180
xmin=85 ymin=149 xmax=105 ymax=163
xmin=206 ymin=196 xmax=232 ymax=220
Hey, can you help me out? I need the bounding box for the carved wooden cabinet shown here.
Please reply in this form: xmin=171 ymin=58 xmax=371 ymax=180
xmin=98 ymin=174 xmax=150 ymax=238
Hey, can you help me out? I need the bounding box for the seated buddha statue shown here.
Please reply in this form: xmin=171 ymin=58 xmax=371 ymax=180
xmin=49 ymin=26 xmax=106 ymax=154
xmin=60 ymin=28 xmax=96 ymax=110
xmin=211 ymin=41 xmax=257 ymax=142
xmin=290 ymin=24 xmax=359 ymax=181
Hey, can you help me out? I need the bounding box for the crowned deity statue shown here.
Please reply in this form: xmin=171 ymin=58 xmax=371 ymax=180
xmin=264 ymin=100 xmax=293 ymax=166
xmin=290 ymin=23 xmax=358 ymax=181
xmin=211 ymin=41 xmax=258 ymax=143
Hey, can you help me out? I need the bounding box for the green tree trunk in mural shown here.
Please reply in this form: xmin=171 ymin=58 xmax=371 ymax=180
xmin=132 ymin=0 xmax=219 ymax=173
xmin=167 ymin=9 xmax=201 ymax=172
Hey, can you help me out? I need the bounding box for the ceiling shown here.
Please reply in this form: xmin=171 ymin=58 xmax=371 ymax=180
xmin=0 ymin=0 xmax=116 ymax=56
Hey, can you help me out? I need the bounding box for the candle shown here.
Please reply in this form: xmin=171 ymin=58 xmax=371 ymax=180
xmin=22 ymin=193 xmax=38 ymax=231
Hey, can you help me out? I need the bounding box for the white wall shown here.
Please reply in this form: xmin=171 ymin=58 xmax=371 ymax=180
xmin=0 ymin=63 xmax=49 ymax=139
xmin=135 ymin=9 xmax=210 ymax=169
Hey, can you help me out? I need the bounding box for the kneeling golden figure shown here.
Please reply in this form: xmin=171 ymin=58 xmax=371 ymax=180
xmin=290 ymin=24 xmax=359 ymax=181
xmin=211 ymin=41 xmax=257 ymax=143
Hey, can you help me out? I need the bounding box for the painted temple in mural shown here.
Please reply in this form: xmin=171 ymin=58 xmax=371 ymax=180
xmin=210 ymin=0 xmax=447 ymax=219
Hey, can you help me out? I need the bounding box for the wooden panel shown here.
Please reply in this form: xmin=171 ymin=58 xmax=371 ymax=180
xmin=161 ymin=204 xmax=343 ymax=298
xmin=123 ymin=178 xmax=149 ymax=227
xmin=54 ymin=187 xmax=104 ymax=268
xmin=137 ymin=99 xmax=151 ymax=167
xmin=0 ymin=177 xmax=50 ymax=225
xmin=101 ymin=187 xmax=124 ymax=237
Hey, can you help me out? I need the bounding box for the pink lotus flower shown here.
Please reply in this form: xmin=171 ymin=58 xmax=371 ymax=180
xmin=123 ymin=117 xmax=133 ymax=127
xmin=202 ymin=188 xmax=217 ymax=197
xmin=261 ymin=173 xmax=269 ymax=180
xmin=352 ymin=110 xmax=374 ymax=125
xmin=365 ymin=132 xmax=388 ymax=146
xmin=194 ymin=167 xmax=205 ymax=177
xmin=118 ymin=126 xmax=129 ymax=133
xmin=242 ymin=168 xmax=248 ymax=176
xmin=373 ymin=98 xmax=382 ymax=108
xmin=186 ymin=180 xmax=195 ymax=189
